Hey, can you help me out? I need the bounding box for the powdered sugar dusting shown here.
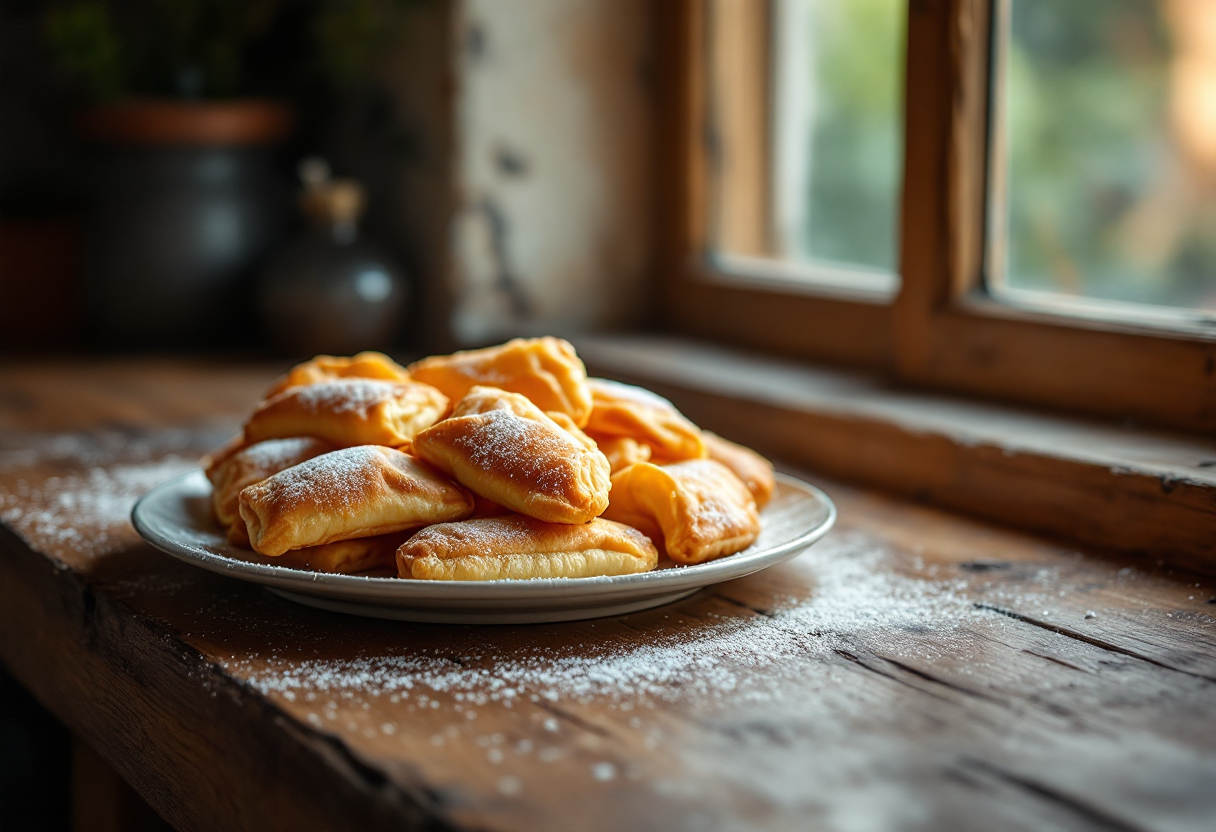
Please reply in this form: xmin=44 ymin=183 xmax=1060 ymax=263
xmin=250 ymin=446 xmax=387 ymax=513
xmin=282 ymin=380 xmax=403 ymax=416
xmin=453 ymin=409 xmax=586 ymax=493
xmin=1 ymin=457 xmax=196 ymax=559
xmin=409 ymin=516 xmax=561 ymax=556
xmin=231 ymin=532 xmax=977 ymax=708
xmin=0 ymin=426 xmax=233 ymax=475
xmin=227 ymin=437 xmax=330 ymax=472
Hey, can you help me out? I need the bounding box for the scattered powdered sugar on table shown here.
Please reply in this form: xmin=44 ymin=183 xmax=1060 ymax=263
xmin=0 ymin=426 xmax=232 ymax=474
xmin=231 ymin=531 xmax=977 ymax=709
xmin=1 ymin=457 xmax=196 ymax=558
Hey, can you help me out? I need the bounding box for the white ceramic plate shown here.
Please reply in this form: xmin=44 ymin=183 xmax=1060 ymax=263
xmin=132 ymin=470 xmax=836 ymax=624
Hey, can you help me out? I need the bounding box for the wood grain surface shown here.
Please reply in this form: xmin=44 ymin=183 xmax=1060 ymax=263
xmin=2 ymin=360 xmax=1215 ymax=832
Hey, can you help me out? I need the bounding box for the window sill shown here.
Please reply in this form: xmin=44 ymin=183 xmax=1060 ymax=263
xmin=705 ymin=252 xmax=899 ymax=304
xmin=576 ymin=334 xmax=1216 ymax=574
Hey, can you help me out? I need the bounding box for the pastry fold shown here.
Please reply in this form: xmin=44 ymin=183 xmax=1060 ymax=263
xmin=238 ymin=445 xmax=474 ymax=556
xmin=596 ymin=436 xmax=652 ymax=474
xmin=703 ymin=431 xmax=775 ymax=509
xmin=269 ymin=533 xmax=406 ymax=574
xmin=397 ymin=516 xmax=658 ymax=581
xmin=201 ymin=433 xmax=247 ymax=477
xmin=451 ymin=384 xmax=599 ymax=452
xmin=408 ymin=337 xmax=593 ymax=426
xmin=603 ymin=459 xmax=759 ymax=565
xmin=584 ymin=378 xmax=705 ymax=463
xmin=206 ymin=436 xmax=336 ymax=546
xmin=244 ymin=379 xmax=448 ymax=449
xmin=265 ymin=351 xmax=411 ymax=397
xmin=412 ymin=387 xmax=611 ymax=524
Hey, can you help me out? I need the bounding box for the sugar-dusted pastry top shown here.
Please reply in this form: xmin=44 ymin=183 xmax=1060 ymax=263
xmin=196 ymin=340 xmax=781 ymax=580
xmin=408 ymin=336 xmax=593 ymax=427
xmin=452 ymin=385 xmax=600 ymax=452
xmin=703 ymin=431 xmax=775 ymax=509
xmin=412 ymin=386 xmax=611 ymax=524
xmin=541 ymin=409 xmax=600 ymax=452
xmin=238 ymin=445 xmax=474 ymax=556
xmin=584 ymin=378 xmax=705 ymax=463
xmin=398 ymin=516 xmax=658 ymax=581
xmin=264 ymin=351 xmax=411 ymax=398
xmin=603 ymin=459 xmax=760 ymax=565
xmin=244 ymin=378 xmax=449 ymax=449
xmin=450 ymin=384 xmax=541 ymax=418
xmin=207 ymin=436 xmax=336 ymax=546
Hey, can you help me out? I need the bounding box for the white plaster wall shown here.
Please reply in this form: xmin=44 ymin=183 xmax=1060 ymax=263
xmin=451 ymin=0 xmax=653 ymax=345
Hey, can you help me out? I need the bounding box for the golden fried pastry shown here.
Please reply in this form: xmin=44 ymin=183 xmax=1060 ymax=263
xmin=449 ymin=383 xmax=545 ymax=425
xmin=201 ymin=433 xmax=247 ymax=476
xmin=595 ymin=436 xmax=652 ymax=473
xmin=449 ymin=384 xmax=538 ymax=418
xmin=471 ymin=494 xmax=511 ymax=518
xmin=238 ymin=445 xmax=474 ymax=556
xmin=207 ymin=436 xmax=336 ymax=546
xmin=542 ymin=410 xmax=602 ymax=453
xmin=397 ymin=516 xmax=658 ymax=580
xmin=449 ymin=384 xmax=600 ymax=452
xmin=270 ymin=533 xmax=406 ymax=574
xmin=243 ymin=379 xmax=448 ymax=449
xmin=584 ymin=378 xmax=705 ymax=463
xmin=265 ymin=351 xmax=411 ymax=397
xmin=412 ymin=386 xmax=611 ymax=524
xmin=408 ymin=336 xmax=593 ymax=426
xmin=702 ymin=431 xmax=775 ymax=509
xmin=603 ymin=459 xmax=759 ymax=565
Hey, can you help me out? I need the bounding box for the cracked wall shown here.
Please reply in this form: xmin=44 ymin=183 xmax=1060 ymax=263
xmin=450 ymin=0 xmax=654 ymax=345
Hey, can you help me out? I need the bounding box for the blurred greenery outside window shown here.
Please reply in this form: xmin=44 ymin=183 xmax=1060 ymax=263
xmin=770 ymin=0 xmax=905 ymax=278
xmin=996 ymin=0 xmax=1216 ymax=312
xmin=720 ymin=0 xmax=1215 ymax=316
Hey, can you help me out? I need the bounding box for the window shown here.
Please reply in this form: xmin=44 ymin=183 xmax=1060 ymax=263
xmin=771 ymin=0 xmax=905 ymax=277
xmin=658 ymin=0 xmax=1216 ymax=432
xmin=994 ymin=0 xmax=1216 ymax=314
xmin=703 ymin=0 xmax=904 ymax=298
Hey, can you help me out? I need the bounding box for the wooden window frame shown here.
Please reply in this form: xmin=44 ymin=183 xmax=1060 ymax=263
xmin=655 ymin=0 xmax=1216 ymax=433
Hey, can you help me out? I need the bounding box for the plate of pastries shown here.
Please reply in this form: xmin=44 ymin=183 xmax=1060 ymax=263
xmin=132 ymin=338 xmax=835 ymax=624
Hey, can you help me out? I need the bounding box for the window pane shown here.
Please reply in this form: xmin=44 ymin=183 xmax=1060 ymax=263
xmin=996 ymin=0 xmax=1216 ymax=312
xmin=771 ymin=0 xmax=905 ymax=273
xmin=706 ymin=0 xmax=905 ymax=287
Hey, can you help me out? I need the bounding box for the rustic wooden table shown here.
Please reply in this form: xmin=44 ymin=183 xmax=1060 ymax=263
xmin=1 ymin=360 xmax=1214 ymax=832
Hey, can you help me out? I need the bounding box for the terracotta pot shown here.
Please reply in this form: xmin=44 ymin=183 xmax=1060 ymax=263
xmin=79 ymin=98 xmax=294 ymax=146
xmin=80 ymin=99 xmax=295 ymax=348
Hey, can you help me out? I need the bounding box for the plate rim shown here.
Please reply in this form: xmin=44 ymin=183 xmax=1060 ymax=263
xmin=131 ymin=469 xmax=836 ymax=600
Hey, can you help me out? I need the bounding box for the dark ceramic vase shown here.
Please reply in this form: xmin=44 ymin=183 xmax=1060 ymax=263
xmin=258 ymin=176 xmax=408 ymax=356
xmin=80 ymin=100 xmax=293 ymax=348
